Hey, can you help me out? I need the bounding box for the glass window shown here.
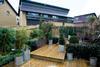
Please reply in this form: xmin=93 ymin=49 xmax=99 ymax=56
xmin=52 ymin=16 xmax=58 ymax=19
xmin=27 ymin=12 xmax=39 ymax=17
xmin=43 ymin=14 xmax=48 ymax=18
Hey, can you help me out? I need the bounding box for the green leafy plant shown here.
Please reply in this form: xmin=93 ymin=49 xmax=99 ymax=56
xmin=59 ymin=33 xmax=65 ymax=45
xmin=30 ymin=29 xmax=44 ymax=39
xmin=67 ymin=45 xmax=75 ymax=53
xmin=69 ymin=36 xmax=79 ymax=44
xmin=0 ymin=52 xmax=15 ymax=66
xmin=39 ymin=23 xmax=53 ymax=43
xmin=15 ymin=28 xmax=29 ymax=50
xmin=48 ymin=31 xmax=52 ymax=40
xmin=39 ymin=23 xmax=53 ymax=36
xmin=0 ymin=27 xmax=16 ymax=55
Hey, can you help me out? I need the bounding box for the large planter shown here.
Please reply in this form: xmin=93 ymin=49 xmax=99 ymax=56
xmin=59 ymin=45 xmax=64 ymax=52
xmin=15 ymin=55 xmax=24 ymax=65
xmin=24 ymin=49 xmax=30 ymax=61
xmin=90 ymin=57 xmax=97 ymax=66
xmin=49 ymin=40 xmax=53 ymax=45
xmin=67 ymin=53 xmax=73 ymax=61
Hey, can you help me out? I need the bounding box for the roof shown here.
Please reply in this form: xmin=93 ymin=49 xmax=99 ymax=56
xmin=20 ymin=0 xmax=69 ymax=17
xmin=74 ymin=13 xmax=97 ymax=18
xmin=6 ymin=0 xmax=20 ymax=16
xmin=22 ymin=0 xmax=69 ymax=11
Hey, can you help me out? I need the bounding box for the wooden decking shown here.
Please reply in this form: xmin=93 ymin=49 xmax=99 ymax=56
xmin=31 ymin=44 xmax=66 ymax=62
xmin=3 ymin=58 xmax=89 ymax=67
xmin=3 ymin=44 xmax=89 ymax=67
xmin=21 ymin=58 xmax=89 ymax=67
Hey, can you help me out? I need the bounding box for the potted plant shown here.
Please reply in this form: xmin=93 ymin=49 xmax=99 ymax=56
xmin=15 ymin=29 xmax=29 ymax=65
xmin=59 ymin=33 xmax=65 ymax=52
xmin=39 ymin=22 xmax=53 ymax=44
xmin=67 ymin=45 xmax=74 ymax=61
xmin=90 ymin=45 xmax=97 ymax=66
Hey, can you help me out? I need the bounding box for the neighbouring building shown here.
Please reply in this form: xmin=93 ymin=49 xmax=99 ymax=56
xmin=67 ymin=13 xmax=97 ymax=28
xmin=0 ymin=0 xmax=20 ymax=27
xmin=74 ymin=13 xmax=97 ymax=23
xmin=20 ymin=0 xmax=69 ymax=27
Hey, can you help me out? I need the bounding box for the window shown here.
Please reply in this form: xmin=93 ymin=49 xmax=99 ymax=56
xmin=43 ymin=14 xmax=48 ymax=18
xmin=52 ymin=16 xmax=58 ymax=19
xmin=27 ymin=12 xmax=39 ymax=17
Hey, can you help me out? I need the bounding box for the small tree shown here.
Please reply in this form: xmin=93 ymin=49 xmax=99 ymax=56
xmin=15 ymin=28 xmax=29 ymax=50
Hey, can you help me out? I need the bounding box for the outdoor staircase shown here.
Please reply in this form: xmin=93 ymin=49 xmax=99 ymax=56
xmin=31 ymin=44 xmax=66 ymax=63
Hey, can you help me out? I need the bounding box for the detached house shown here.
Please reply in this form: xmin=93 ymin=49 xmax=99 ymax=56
xmin=0 ymin=0 xmax=20 ymax=27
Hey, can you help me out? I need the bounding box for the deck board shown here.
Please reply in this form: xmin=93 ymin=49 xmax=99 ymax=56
xmin=31 ymin=44 xmax=66 ymax=61
xmin=3 ymin=44 xmax=89 ymax=67
xmin=4 ymin=58 xmax=89 ymax=67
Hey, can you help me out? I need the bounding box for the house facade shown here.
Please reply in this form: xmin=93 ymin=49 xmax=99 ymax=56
xmin=20 ymin=0 xmax=69 ymax=27
xmin=0 ymin=0 xmax=20 ymax=27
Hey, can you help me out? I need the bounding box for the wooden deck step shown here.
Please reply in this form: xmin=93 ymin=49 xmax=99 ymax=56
xmin=31 ymin=44 xmax=66 ymax=62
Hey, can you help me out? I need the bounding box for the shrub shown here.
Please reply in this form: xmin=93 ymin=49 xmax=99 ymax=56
xmin=66 ymin=44 xmax=99 ymax=60
xmin=30 ymin=29 xmax=44 ymax=39
xmin=59 ymin=33 xmax=65 ymax=45
xmin=0 ymin=27 xmax=16 ymax=55
xmin=27 ymin=39 xmax=38 ymax=51
xmin=0 ymin=52 xmax=15 ymax=66
xmin=69 ymin=36 xmax=79 ymax=44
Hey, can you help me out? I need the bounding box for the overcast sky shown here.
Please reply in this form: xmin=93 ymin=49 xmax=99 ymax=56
xmin=8 ymin=0 xmax=20 ymax=13
xmin=8 ymin=0 xmax=100 ymax=17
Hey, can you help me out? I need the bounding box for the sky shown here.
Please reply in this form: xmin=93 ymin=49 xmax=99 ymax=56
xmin=7 ymin=0 xmax=100 ymax=17
xmin=7 ymin=0 xmax=20 ymax=13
